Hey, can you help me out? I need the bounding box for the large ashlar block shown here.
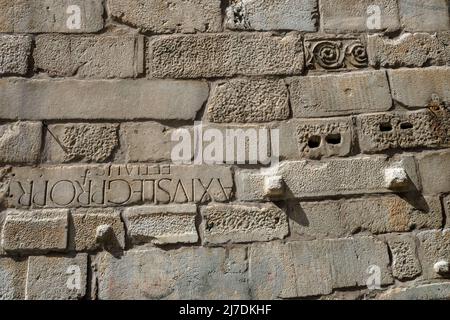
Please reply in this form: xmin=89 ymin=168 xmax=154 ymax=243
xmin=0 ymin=79 xmax=208 ymax=121
xmin=1 ymin=209 xmax=69 ymax=253
xmin=320 ymin=0 xmax=400 ymax=33
xmin=399 ymin=0 xmax=449 ymax=32
xmin=123 ymin=204 xmax=198 ymax=245
xmin=289 ymin=196 xmax=442 ymax=239
xmin=357 ymin=109 xmax=450 ymax=153
xmin=200 ymin=203 xmax=288 ymax=244
xmin=249 ymin=237 xmax=393 ymax=298
xmin=148 ymin=33 xmax=304 ymax=78
xmin=416 ymin=150 xmax=450 ymax=194
xmin=0 ymin=257 xmax=27 ymax=300
xmin=236 ymin=156 xmax=420 ymax=201
xmin=109 ymin=0 xmax=222 ymax=33
xmin=0 ymin=0 xmax=104 ymax=33
xmin=6 ymin=164 xmax=233 ymax=208
xmin=34 ymin=35 xmax=144 ymax=78
xmin=289 ymin=71 xmax=392 ymax=118
xmin=0 ymin=35 xmax=31 ymax=75
xmin=94 ymin=247 xmax=249 ymax=299
xmin=417 ymin=229 xmax=450 ymax=280
xmin=0 ymin=122 xmax=42 ymax=164
xmin=388 ymin=67 xmax=450 ymax=107
xmin=26 ymin=254 xmax=87 ymax=300
xmin=225 ymin=0 xmax=318 ymax=31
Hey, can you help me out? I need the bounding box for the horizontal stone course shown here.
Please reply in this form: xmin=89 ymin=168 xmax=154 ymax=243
xmin=379 ymin=282 xmax=450 ymax=300
xmin=0 ymin=35 xmax=31 ymax=75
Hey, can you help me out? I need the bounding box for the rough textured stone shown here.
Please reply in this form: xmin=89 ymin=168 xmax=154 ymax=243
xmin=26 ymin=254 xmax=87 ymax=300
xmin=388 ymin=67 xmax=450 ymax=107
xmin=109 ymin=0 xmax=222 ymax=33
xmin=34 ymin=35 xmax=144 ymax=78
xmin=387 ymin=235 xmax=422 ymax=280
xmin=7 ymin=164 xmax=233 ymax=208
xmin=0 ymin=79 xmax=209 ymax=121
xmin=445 ymin=196 xmax=450 ymax=229
xmin=379 ymin=282 xmax=450 ymax=300
xmin=320 ymin=0 xmax=400 ymax=33
xmin=225 ymin=0 xmax=318 ymax=31
xmin=0 ymin=35 xmax=31 ymax=75
xmin=249 ymin=237 xmax=393 ymax=298
xmin=399 ymin=0 xmax=449 ymax=32
xmin=207 ymin=79 xmax=289 ymax=123
xmin=0 ymin=122 xmax=42 ymax=164
xmin=95 ymin=247 xmax=249 ymax=299
xmin=149 ymin=33 xmax=304 ymax=78
xmin=357 ymin=109 xmax=450 ymax=153
xmin=289 ymin=71 xmax=392 ymax=118
xmin=70 ymin=208 xmax=125 ymax=251
xmin=368 ymin=33 xmax=449 ymax=68
xmin=123 ymin=204 xmax=198 ymax=245
xmin=289 ymin=196 xmax=442 ymax=239
xmin=417 ymin=150 xmax=450 ymax=194
xmin=417 ymin=229 xmax=450 ymax=280
xmin=0 ymin=0 xmax=104 ymax=33
xmin=1 ymin=209 xmax=69 ymax=253
xmin=45 ymin=124 xmax=119 ymax=163
xmin=0 ymin=257 xmax=27 ymax=300
xmin=201 ymin=203 xmax=288 ymax=244
xmin=236 ymin=156 xmax=420 ymax=201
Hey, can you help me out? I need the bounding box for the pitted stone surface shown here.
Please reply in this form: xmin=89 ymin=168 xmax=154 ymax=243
xmin=0 ymin=257 xmax=27 ymax=300
xmin=417 ymin=229 xmax=450 ymax=280
xmin=387 ymin=235 xmax=422 ymax=280
xmin=0 ymin=35 xmax=31 ymax=75
xmin=379 ymin=282 xmax=450 ymax=300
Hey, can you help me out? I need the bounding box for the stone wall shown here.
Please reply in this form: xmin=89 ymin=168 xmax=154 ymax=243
xmin=0 ymin=0 xmax=449 ymax=300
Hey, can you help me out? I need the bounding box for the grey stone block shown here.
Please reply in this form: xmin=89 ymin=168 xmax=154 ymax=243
xmin=416 ymin=150 xmax=450 ymax=194
xmin=0 ymin=257 xmax=27 ymax=300
xmin=0 ymin=35 xmax=31 ymax=75
xmin=0 ymin=122 xmax=42 ymax=164
xmin=379 ymin=282 xmax=450 ymax=300
xmin=399 ymin=0 xmax=449 ymax=32
xmin=417 ymin=229 xmax=450 ymax=280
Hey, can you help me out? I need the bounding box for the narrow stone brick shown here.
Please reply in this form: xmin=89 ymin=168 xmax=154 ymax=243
xmin=417 ymin=229 xmax=450 ymax=280
xmin=320 ymin=0 xmax=400 ymax=33
xmin=379 ymin=282 xmax=450 ymax=300
xmin=0 ymin=122 xmax=42 ymax=164
xmin=149 ymin=33 xmax=304 ymax=78
xmin=0 ymin=0 xmax=104 ymax=33
xmin=95 ymin=247 xmax=249 ymax=299
xmin=0 ymin=35 xmax=31 ymax=75
xmin=249 ymin=237 xmax=392 ymax=298
xmin=289 ymin=71 xmax=392 ymax=118
xmin=34 ymin=35 xmax=144 ymax=78
xmin=386 ymin=234 xmax=422 ymax=280
xmin=123 ymin=205 xmax=198 ymax=245
xmin=417 ymin=150 xmax=450 ymax=194
xmin=207 ymin=79 xmax=289 ymax=123
xmin=0 ymin=257 xmax=27 ymax=300
xmin=368 ymin=33 xmax=449 ymax=68
xmin=109 ymin=0 xmax=222 ymax=33
xmin=201 ymin=203 xmax=288 ymax=244
xmin=26 ymin=254 xmax=87 ymax=300
xmin=1 ymin=209 xmax=69 ymax=253
xmin=225 ymin=0 xmax=318 ymax=31
xmin=0 ymin=79 xmax=209 ymax=121
xmin=388 ymin=67 xmax=450 ymax=108
xmin=445 ymin=196 xmax=450 ymax=229
xmin=399 ymin=0 xmax=449 ymax=32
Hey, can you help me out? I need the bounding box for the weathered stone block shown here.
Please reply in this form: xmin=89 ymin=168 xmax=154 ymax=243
xmin=357 ymin=109 xmax=450 ymax=153
xmin=0 ymin=35 xmax=31 ymax=75
xmin=0 ymin=0 xmax=104 ymax=33
xmin=417 ymin=150 xmax=450 ymax=194
xmin=320 ymin=0 xmax=400 ymax=33
xmin=225 ymin=0 xmax=318 ymax=31
xmin=249 ymin=237 xmax=392 ymax=298
xmin=0 ymin=257 xmax=27 ymax=300
xmin=399 ymin=0 xmax=449 ymax=32
xmin=34 ymin=35 xmax=144 ymax=78
xmin=236 ymin=156 xmax=420 ymax=201
xmin=388 ymin=67 xmax=450 ymax=107
xmin=368 ymin=33 xmax=449 ymax=68
xmin=149 ymin=33 xmax=304 ymax=78
xmin=445 ymin=196 xmax=450 ymax=229
xmin=201 ymin=203 xmax=288 ymax=244
xmin=386 ymin=235 xmax=422 ymax=280
xmin=0 ymin=79 xmax=208 ymax=121
xmin=0 ymin=122 xmax=42 ymax=164
xmin=44 ymin=123 xmax=118 ymax=163
xmin=379 ymin=282 xmax=450 ymax=300
xmin=289 ymin=71 xmax=392 ymax=118
xmin=417 ymin=229 xmax=450 ymax=280
xmin=1 ymin=209 xmax=69 ymax=253
xmin=207 ymin=79 xmax=289 ymax=123
xmin=289 ymin=196 xmax=442 ymax=239
xmin=109 ymin=0 xmax=222 ymax=33
xmin=26 ymin=254 xmax=87 ymax=300
xmin=95 ymin=247 xmax=249 ymax=299
xmin=70 ymin=209 xmax=125 ymax=251
xmin=123 ymin=204 xmax=198 ymax=245
xmin=7 ymin=164 xmax=233 ymax=208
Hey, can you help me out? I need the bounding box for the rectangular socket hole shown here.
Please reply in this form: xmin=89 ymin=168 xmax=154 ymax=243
xmin=400 ymin=122 xmax=413 ymax=130
xmin=308 ymin=136 xmax=321 ymax=148
xmin=379 ymin=122 xmax=393 ymax=132
xmin=325 ymin=133 xmax=342 ymax=145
